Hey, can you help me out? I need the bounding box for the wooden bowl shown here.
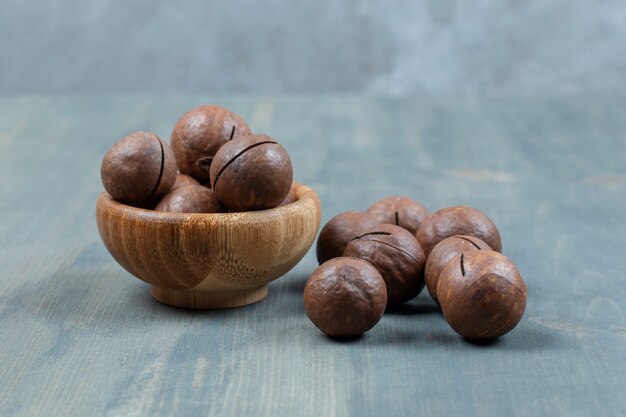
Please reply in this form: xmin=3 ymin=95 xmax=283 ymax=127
xmin=96 ymin=183 xmax=321 ymax=309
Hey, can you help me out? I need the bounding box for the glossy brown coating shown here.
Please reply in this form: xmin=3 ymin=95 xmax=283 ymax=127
xmin=438 ymin=251 xmax=527 ymax=339
xmin=209 ymin=134 xmax=293 ymax=211
xmin=367 ymin=196 xmax=429 ymax=234
xmin=424 ymin=235 xmax=491 ymax=304
xmin=304 ymin=257 xmax=387 ymax=338
xmin=344 ymin=223 xmax=426 ymax=305
xmin=316 ymin=211 xmax=379 ymax=265
xmin=101 ymin=131 xmax=177 ymax=207
xmin=171 ymin=105 xmax=251 ymax=183
xmin=173 ymin=174 xmax=200 ymax=189
xmin=154 ymin=185 xmax=224 ymax=214
xmin=416 ymin=206 xmax=502 ymax=255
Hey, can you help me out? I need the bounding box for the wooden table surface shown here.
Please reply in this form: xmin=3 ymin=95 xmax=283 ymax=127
xmin=0 ymin=95 xmax=625 ymax=417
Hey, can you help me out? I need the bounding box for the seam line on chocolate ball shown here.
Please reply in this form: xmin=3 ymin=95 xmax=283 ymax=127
xmin=352 ymin=231 xmax=392 ymax=240
xmin=212 ymin=140 xmax=278 ymax=190
xmin=339 ymin=274 xmax=370 ymax=304
xmin=141 ymin=134 xmax=166 ymax=206
xmin=342 ymin=256 xmax=379 ymax=267
xmin=460 ymin=253 xmax=466 ymax=276
xmin=360 ymin=238 xmax=421 ymax=265
xmin=455 ymin=236 xmax=482 ymax=250
xmin=229 ymin=126 xmax=235 ymax=140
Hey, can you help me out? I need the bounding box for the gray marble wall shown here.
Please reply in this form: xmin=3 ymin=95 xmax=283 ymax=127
xmin=1 ymin=0 xmax=624 ymax=94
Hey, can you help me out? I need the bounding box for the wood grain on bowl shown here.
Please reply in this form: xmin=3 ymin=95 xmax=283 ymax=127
xmin=96 ymin=183 xmax=321 ymax=308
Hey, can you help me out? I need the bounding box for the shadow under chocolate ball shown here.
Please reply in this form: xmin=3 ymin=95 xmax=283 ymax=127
xmin=209 ymin=134 xmax=293 ymax=212
xmin=171 ymin=105 xmax=251 ymax=184
xmin=344 ymin=223 xmax=426 ymax=305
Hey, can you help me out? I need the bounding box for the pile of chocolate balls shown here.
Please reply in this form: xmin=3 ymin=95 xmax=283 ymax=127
xmin=305 ymin=197 xmax=527 ymax=340
xmin=100 ymin=105 xmax=526 ymax=342
xmin=100 ymin=105 xmax=295 ymax=213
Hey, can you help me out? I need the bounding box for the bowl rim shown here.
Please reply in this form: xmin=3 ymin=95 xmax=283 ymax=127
xmin=96 ymin=181 xmax=320 ymax=224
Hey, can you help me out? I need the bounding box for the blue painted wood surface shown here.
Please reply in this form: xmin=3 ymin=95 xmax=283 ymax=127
xmin=0 ymin=96 xmax=625 ymax=417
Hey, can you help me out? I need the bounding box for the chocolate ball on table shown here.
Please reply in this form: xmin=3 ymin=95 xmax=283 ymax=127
xmin=438 ymin=250 xmax=527 ymax=339
xmin=416 ymin=206 xmax=502 ymax=256
xmin=171 ymin=105 xmax=251 ymax=183
xmin=304 ymin=257 xmax=387 ymax=338
xmin=173 ymin=174 xmax=200 ymax=189
xmin=344 ymin=223 xmax=426 ymax=305
xmin=155 ymin=185 xmax=224 ymax=214
xmin=209 ymin=134 xmax=293 ymax=211
xmin=424 ymin=235 xmax=491 ymax=304
xmin=367 ymin=196 xmax=429 ymax=234
xmin=316 ymin=211 xmax=379 ymax=265
xmin=101 ymin=131 xmax=177 ymax=207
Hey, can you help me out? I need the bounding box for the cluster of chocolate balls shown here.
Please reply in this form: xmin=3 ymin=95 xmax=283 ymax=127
xmin=100 ymin=105 xmax=294 ymax=213
xmin=304 ymin=197 xmax=527 ymax=340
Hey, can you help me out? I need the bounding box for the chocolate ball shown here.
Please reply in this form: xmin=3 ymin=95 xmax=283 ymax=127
xmin=438 ymin=251 xmax=527 ymax=339
xmin=344 ymin=223 xmax=426 ymax=305
xmin=304 ymin=257 xmax=387 ymax=338
xmin=279 ymin=182 xmax=299 ymax=206
xmin=367 ymin=196 xmax=429 ymax=234
xmin=316 ymin=211 xmax=379 ymax=265
xmin=154 ymin=185 xmax=224 ymax=214
xmin=171 ymin=105 xmax=251 ymax=183
xmin=101 ymin=131 xmax=177 ymax=207
xmin=209 ymin=134 xmax=293 ymax=211
xmin=173 ymin=174 xmax=200 ymax=189
xmin=425 ymin=235 xmax=491 ymax=304
xmin=416 ymin=206 xmax=502 ymax=255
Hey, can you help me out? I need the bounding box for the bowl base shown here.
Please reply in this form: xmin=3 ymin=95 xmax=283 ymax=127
xmin=150 ymin=285 xmax=268 ymax=309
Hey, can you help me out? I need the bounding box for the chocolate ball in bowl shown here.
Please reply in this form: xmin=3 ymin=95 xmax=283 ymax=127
xmin=171 ymin=105 xmax=251 ymax=183
xmin=155 ymin=185 xmax=224 ymax=214
xmin=209 ymin=134 xmax=293 ymax=211
xmin=173 ymin=174 xmax=200 ymax=189
xmin=100 ymin=131 xmax=177 ymax=207
xmin=279 ymin=182 xmax=299 ymax=206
